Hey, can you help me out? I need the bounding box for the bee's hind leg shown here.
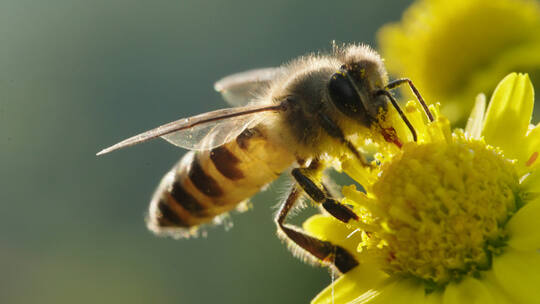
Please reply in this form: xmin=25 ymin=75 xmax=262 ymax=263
xmin=275 ymin=184 xmax=358 ymax=273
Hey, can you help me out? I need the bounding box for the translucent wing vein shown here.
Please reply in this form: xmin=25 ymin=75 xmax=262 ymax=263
xmin=97 ymin=103 xmax=284 ymax=155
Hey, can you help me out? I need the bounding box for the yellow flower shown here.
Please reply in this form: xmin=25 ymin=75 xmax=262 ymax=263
xmin=307 ymin=73 xmax=540 ymax=304
xmin=378 ymin=0 xmax=540 ymax=123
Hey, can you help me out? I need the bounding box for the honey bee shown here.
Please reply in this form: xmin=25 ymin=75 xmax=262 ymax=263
xmin=97 ymin=43 xmax=432 ymax=274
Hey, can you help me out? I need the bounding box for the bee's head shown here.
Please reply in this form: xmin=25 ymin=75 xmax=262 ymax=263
xmin=329 ymin=44 xmax=389 ymax=126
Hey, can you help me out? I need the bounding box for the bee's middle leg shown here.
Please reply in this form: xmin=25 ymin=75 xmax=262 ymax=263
xmin=275 ymin=184 xmax=358 ymax=273
xmin=291 ymin=166 xmax=358 ymax=223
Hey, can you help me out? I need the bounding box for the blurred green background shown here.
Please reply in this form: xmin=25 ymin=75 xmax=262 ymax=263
xmin=1 ymin=1 xmax=410 ymax=303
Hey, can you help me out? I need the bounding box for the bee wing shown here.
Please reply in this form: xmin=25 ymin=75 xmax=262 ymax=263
xmin=214 ymin=67 xmax=286 ymax=106
xmin=97 ymin=103 xmax=285 ymax=155
xmin=160 ymin=111 xmax=262 ymax=151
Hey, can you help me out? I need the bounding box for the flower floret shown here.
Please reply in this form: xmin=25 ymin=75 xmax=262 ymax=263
xmin=310 ymin=74 xmax=540 ymax=303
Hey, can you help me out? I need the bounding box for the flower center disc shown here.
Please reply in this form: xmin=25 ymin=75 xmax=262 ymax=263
xmin=371 ymin=137 xmax=519 ymax=286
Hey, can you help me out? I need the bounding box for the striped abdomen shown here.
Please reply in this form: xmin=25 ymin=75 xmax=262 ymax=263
xmin=147 ymin=127 xmax=295 ymax=237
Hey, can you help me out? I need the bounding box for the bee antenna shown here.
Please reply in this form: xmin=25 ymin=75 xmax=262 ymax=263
xmin=376 ymin=90 xmax=417 ymax=142
xmin=385 ymin=78 xmax=434 ymax=122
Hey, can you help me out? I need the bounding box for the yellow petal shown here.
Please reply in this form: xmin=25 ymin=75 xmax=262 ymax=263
xmin=311 ymin=265 xmax=385 ymax=304
xmin=506 ymin=197 xmax=540 ymax=251
xmin=482 ymin=271 xmax=521 ymax=304
xmin=423 ymin=292 xmax=444 ymax=304
xmin=378 ymin=0 xmax=540 ymax=123
xmin=346 ymin=279 xmax=444 ymax=304
xmin=482 ymin=73 xmax=534 ymax=161
xmin=520 ymin=169 xmax=540 ymax=193
xmin=491 ymin=248 xmax=540 ymax=303
xmin=360 ymin=279 xmax=430 ymax=304
xmin=303 ymin=214 xmax=360 ymax=255
xmin=523 ymin=123 xmax=540 ymax=171
xmin=442 ymin=276 xmax=503 ymax=304
xmin=464 ymin=93 xmax=486 ymax=140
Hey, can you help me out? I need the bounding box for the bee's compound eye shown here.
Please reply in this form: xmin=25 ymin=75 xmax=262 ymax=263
xmin=328 ymin=72 xmax=364 ymax=117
